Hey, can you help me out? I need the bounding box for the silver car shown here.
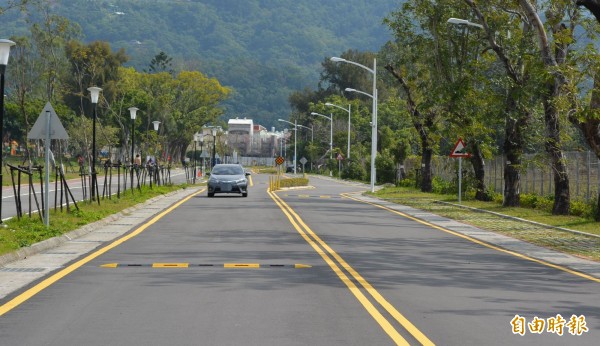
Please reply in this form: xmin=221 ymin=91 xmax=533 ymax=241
xmin=207 ymin=164 xmax=250 ymax=197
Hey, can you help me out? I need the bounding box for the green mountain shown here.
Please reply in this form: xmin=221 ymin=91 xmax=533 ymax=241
xmin=3 ymin=0 xmax=400 ymax=127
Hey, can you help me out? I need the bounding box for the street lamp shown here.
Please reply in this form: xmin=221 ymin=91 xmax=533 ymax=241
xmin=310 ymin=112 xmax=333 ymax=177
xmin=87 ymin=86 xmax=102 ymax=203
xmin=0 ymin=39 xmax=15 ymax=224
xmin=193 ymin=133 xmax=199 ymax=183
xmin=199 ymin=134 xmax=205 ymax=176
xmin=325 ymin=102 xmax=351 ymax=159
xmin=278 ymin=118 xmax=297 ymax=174
xmin=447 ymin=17 xmax=483 ymax=29
xmin=331 ymin=56 xmax=377 ymax=192
xmin=296 ymin=124 xmax=313 ymax=171
xmin=128 ymin=107 xmax=138 ymax=191
xmin=211 ymin=127 xmax=217 ymax=168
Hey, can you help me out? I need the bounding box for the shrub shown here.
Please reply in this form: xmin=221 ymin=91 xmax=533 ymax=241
xmin=375 ymin=151 xmax=396 ymax=184
xmin=432 ymin=176 xmax=457 ymax=195
xmin=534 ymin=196 xmax=554 ymax=213
xmin=520 ymin=194 xmax=538 ymax=208
xmin=280 ymin=177 xmax=309 ymax=188
xmin=342 ymin=160 xmax=367 ymax=181
xmin=570 ymin=199 xmax=593 ymax=218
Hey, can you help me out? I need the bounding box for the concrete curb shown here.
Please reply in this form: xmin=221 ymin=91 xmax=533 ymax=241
xmin=0 ymin=187 xmax=200 ymax=267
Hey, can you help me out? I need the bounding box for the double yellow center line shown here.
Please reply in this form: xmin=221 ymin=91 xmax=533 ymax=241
xmin=268 ymin=189 xmax=435 ymax=346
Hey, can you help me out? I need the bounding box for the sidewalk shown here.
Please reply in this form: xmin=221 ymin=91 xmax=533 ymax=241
xmin=0 ymin=187 xmax=201 ymax=300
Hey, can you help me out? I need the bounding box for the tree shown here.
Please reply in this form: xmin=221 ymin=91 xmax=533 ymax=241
xmin=383 ymin=3 xmax=447 ymax=193
xmin=147 ymin=51 xmax=175 ymax=75
xmin=573 ymin=0 xmax=600 ymax=220
xmin=463 ymin=0 xmax=541 ymax=207
xmin=516 ymin=0 xmax=574 ymax=215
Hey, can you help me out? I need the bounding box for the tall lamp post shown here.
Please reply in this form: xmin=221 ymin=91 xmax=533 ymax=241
xmin=128 ymin=107 xmax=138 ymax=191
xmin=310 ymin=112 xmax=333 ymax=177
xmin=278 ymin=118 xmax=297 ymax=174
xmin=325 ymin=102 xmax=351 ymax=159
xmin=296 ymin=124 xmax=313 ymax=171
xmin=87 ymin=86 xmax=102 ymax=203
xmin=331 ymin=56 xmax=377 ymax=192
xmin=0 ymin=39 xmax=15 ymax=224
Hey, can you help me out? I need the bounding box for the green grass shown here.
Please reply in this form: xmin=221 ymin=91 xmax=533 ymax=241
xmin=372 ymin=186 xmax=600 ymax=261
xmin=0 ymin=184 xmax=189 ymax=257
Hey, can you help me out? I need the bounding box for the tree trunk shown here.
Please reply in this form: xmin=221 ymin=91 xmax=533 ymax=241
xmin=470 ymin=142 xmax=490 ymax=201
xmin=503 ymin=91 xmax=528 ymax=207
xmin=543 ymin=88 xmax=570 ymax=214
xmin=421 ymin=145 xmax=433 ymax=193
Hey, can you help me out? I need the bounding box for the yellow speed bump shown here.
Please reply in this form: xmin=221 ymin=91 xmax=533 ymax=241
xmin=224 ymin=263 xmax=260 ymax=268
xmin=152 ymin=263 xmax=189 ymax=268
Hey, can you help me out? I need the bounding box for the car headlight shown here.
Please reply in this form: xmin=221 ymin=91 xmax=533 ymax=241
xmin=235 ymin=179 xmax=246 ymax=184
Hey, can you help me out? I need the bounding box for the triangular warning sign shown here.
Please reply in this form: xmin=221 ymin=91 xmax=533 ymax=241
xmin=449 ymin=138 xmax=471 ymax=158
xmin=28 ymin=102 xmax=69 ymax=140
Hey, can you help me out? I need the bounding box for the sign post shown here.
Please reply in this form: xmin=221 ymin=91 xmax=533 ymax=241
xmin=449 ymin=138 xmax=471 ymax=203
xmin=27 ymin=102 xmax=69 ymax=227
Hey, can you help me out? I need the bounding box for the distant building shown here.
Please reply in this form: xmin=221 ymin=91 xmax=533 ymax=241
xmin=228 ymin=118 xmax=253 ymax=155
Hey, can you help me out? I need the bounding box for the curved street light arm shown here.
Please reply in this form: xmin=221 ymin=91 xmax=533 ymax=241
xmin=345 ymin=88 xmax=373 ymax=99
xmin=330 ymin=56 xmax=374 ymax=74
xmin=310 ymin=112 xmax=332 ymax=121
xmin=325 ymin=102 xmax=350 ymax=114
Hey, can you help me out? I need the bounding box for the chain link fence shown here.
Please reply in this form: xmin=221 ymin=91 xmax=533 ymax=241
xmin=403 ymin=151 xmax=600 ymax=201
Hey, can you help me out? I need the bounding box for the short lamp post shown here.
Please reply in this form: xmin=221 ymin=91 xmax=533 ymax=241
xmin=193 ymin=133 xmax=200 ymax=184
xmin=128 ymin=107 xmax=138 ymax=191
xmin=152 ymin=120 xmax=161 ymax=160
xmin=331 ymin=56 xmax=377 ymax=192
xmin=211 ymin=128 xmax=217 ymax=168
xmin=199 ymin=135 xmax=205 ymax=176
xmin=278 ymin=118 xmax=297 ymax=174
xmin=87 ymin=86 xmax=102 ymax=203
xmin=325 ymin=102 xmax=351 ymax=159
xmin=310 ymin=112 xmax=333 ymax=177
xmin=0 ymin=39 xmax=15 ymax=224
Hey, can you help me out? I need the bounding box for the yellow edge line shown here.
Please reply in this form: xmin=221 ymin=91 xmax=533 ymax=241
xmin=0 ymin=188 xmax=206 ymax=317
xmin=342 ymin=193 xmax=600 ymax=284
xmin=268 ymin=190 xmax=413 ymax=346
xmin=248 ymin=175 xmax=254 ymax=187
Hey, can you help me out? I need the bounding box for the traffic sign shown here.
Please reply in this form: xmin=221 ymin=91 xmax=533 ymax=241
xmin=299 ymin=157 xmax=307 ymax=165
xmin=28 ymin=102 xmax=69 ymax=140
xmin=275 ymin=156 xmax=285 ymax=166
xmin=449 ymin=138 xmax=470 ymax=158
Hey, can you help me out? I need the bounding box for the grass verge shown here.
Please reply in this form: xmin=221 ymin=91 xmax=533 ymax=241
xmin=0 ymin=184 xmax=189 ymax=257
xmin=372 ymin=186 xmax=600 ymax=262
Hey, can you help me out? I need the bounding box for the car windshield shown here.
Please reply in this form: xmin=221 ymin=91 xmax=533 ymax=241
xmin=212 ymin=166 xmax=244 ymax=175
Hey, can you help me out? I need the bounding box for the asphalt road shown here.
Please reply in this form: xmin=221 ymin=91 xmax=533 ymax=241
xmin=0 ymin=173 xmax=598 ymax=345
